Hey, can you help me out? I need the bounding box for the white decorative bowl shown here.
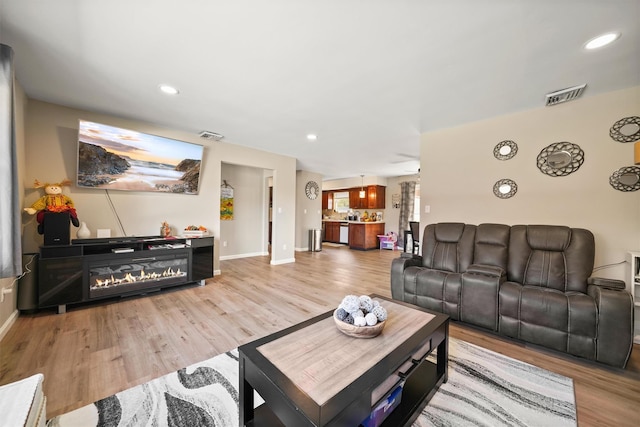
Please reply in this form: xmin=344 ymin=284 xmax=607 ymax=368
xmin=333 ymin=310 xmax=386 ymax=338
xmin=182 ymin=230 xmax=206 ymax=238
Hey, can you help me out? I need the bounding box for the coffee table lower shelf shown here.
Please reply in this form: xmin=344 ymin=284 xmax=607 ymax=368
xmin=246 ymin=359 xmax=442 ymax=427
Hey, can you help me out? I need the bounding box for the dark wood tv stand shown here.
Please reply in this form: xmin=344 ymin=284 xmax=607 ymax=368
xmin=37 ymin=235 xmax=214 ymax=313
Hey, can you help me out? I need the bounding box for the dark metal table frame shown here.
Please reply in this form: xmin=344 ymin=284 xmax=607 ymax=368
xmin=239 ymin=295 xmax=449 ymax=427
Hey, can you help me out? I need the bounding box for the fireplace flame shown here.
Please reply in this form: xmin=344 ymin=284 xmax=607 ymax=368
xmin=93 ymin=267 xmax=186 ymax=289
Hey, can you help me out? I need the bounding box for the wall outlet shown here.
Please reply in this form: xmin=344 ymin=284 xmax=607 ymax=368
xmin=304 ymin=209 xmax=307 ymax=214
xmin=223 ymin=241 xmax=227 ymax=247
xmin=424 ymin=205 xmax=431 ymax=213
xmin=283 ymin=244 xmax=287 ymax=250
xmin=0 ymin=287 xmax=12 ymax=303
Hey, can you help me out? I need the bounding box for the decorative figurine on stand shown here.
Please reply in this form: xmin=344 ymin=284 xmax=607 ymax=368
xmin=24 ymin=179 xmax=80 ymax=234
xmin=161 ymin=221 xmax=171 ymax=237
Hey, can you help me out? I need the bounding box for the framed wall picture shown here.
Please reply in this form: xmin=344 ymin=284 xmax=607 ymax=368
xmin=221 ymin=180 xmax=234 ymax=220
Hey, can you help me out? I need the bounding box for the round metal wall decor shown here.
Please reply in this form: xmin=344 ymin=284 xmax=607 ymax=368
xmin=493 ymin=179 xmax=518 ymax=199
xmin=609 ymin=166 xmax=640 ymax=192
xmin=536 ymin=142 xmax=584 ymax=177
xmin=609 ymin=116 xmax=640 ymax=143
xmin=493 ymin=140 xmax=518 ymax=160
xmin=305 ymin=181 xmax=319 ymax=199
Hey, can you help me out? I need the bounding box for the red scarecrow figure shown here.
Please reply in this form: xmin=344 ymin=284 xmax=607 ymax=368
xmin=24 ymin=179 xmax=80 ymax=234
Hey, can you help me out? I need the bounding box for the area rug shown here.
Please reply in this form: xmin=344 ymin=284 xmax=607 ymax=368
xmin=46 ymin=338 xmax=576 ymax=427
xmin=322 ymin=242 xmax=347 ymax=248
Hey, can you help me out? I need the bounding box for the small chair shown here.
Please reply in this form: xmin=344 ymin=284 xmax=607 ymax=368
xmin=409 ymin=221 xmax=420 ymax=254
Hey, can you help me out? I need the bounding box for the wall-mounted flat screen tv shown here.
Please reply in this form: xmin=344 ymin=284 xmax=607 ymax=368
xmin=77 ymin=120 xmax=204 ymax=194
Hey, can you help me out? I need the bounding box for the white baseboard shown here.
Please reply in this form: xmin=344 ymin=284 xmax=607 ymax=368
xmin=270 ymin=257 xmax=296 ymax=265
xmin=219 ymin=251 xmax=269 ymax=261
xmin=0 ymin=309 xmax=19 ymax=342
xmin=295 ymin=247 xmax=309 ymax=252
xmin=219 ymin=253 xmax=294 ymax=265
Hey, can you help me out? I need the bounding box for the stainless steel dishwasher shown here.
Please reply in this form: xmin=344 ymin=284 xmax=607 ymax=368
xmin=339 ymin=222 xmax=349 ymax=244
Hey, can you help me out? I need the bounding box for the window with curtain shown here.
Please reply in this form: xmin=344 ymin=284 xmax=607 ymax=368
xmin=0 ymin=43 xmax=22 ymax=278
xmin=397 ymin=181 xmax=416 ymax=247
xmin=413 ymin=183 xmax=420 ymax=222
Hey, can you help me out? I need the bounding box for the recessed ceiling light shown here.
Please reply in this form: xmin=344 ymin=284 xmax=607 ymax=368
xmin=307 ymin=134 xmax=318 ymax=141
xmin=158 ymin=84 xmax=179 ymax=95
xmin=585 ymin=32 xmax=620 ymax=50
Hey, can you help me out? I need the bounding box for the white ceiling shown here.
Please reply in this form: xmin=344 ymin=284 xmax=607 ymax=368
xmin=1 ymin=0 xmax=639 ymax=180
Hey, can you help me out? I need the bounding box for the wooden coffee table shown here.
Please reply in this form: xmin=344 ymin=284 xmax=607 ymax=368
xmin=239 ymin=295 xmax=449 ymax=426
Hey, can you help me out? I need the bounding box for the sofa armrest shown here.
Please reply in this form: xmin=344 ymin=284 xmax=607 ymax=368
xmin=391 ymin=254 xmax=423 ymax=301
xmin=466 ymin=264 xmax=505 ymax=278
xmin=587 ymin=285 xmax=634 ymax=368
xmin=399 ymin=252 xmax=421 ymax=260
xmin=587 ymin=277 xmax=626 ymax=290
xmin=459 ymin=266 xmax=506 ymax=331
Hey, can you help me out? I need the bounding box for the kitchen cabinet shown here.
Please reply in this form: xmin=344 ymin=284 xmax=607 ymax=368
xmin=349 ymin=186 xmax=386 ymax=209
xmin=366 ymin=185 xmax=385 ymax=209
xmin=322 ymin=191 xmax=333 ymax=210
xmin=349 ymin=222 xmax=385 ymax=250
xmin=349 ymin=189 xmax=365 ymax=209
xmin=324 ymin=222 xmax=341 ymax=243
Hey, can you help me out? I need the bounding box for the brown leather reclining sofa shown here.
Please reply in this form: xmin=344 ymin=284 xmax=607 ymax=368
xmin=391 ymin=223 xmax=634 ymax=368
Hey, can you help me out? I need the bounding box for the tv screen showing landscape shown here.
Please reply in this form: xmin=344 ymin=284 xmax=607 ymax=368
xmin=77 ymin=120 xmax=204 ymax=194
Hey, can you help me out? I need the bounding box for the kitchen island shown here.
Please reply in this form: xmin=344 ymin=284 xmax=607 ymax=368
xmin=348 ymin=221 xmax=385 ymax=250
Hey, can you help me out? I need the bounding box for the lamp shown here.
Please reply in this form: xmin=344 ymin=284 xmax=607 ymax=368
xmin=635 ymin=142 xmax=640 ymax=165
xmin=359 ymin=174 xmax=365 ymax=198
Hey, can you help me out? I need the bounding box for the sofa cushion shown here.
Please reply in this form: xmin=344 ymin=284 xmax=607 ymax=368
xmin=422 ymin=223 xmax=475 ymax=273
xmin=499 ymin=283 xmax=596 ymax=357
xmin=508 ymin=225 xmax=594 ymax=293
xmin=404 ymin=266 xmax=461 ymax=319
xmin=473 ymin=223 xmax=510 ymax=269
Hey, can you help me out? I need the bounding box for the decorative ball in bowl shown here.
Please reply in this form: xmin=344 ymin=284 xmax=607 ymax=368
xmin=333 ymin=295 xmax=388 ymax=339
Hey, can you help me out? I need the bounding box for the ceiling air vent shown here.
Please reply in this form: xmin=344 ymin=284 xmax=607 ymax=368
xmin=545 ymin=84 xmax=587 ymax=106
xmin=198 ymin=130 xmax=224 ymax=141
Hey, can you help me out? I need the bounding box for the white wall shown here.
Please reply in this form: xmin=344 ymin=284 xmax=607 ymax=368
xmin=295 ymin=171 xmax=323 ymax=250
xmin=421 ymin=86 xmax=640 ymax=282
xmin=322 ymin=175 xmax=387 ymax=191
xmin=22 ymin=100 xmax=298 ymax=271
xmin=219 ymin=163 xmax=270 ymax=258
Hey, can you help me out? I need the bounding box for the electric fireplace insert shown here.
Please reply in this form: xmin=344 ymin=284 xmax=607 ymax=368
xmin=88 ymin=251 xmax=190 ymax=299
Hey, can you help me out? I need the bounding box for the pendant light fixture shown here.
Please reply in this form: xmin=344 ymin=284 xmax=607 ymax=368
xmin=359 ymin=174 xmax=366 ymax=198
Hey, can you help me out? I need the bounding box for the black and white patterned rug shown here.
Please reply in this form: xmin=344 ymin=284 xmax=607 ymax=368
xmin=46 ymin=338 xmax=576 ymax=427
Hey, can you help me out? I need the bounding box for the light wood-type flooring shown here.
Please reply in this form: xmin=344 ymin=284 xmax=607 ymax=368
xmin=1 ymin=246 xmax=639 ymax=426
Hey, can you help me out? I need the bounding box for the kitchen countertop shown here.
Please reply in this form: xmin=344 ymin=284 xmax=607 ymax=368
xmin=322 ymin=219 xmax=385 ymax=224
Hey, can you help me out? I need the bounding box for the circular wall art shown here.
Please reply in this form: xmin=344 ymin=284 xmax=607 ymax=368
xmin=609 ymin=166 xmax=640 ymax=192
xmin=493 ymin=178 xmax=518 ymax=199
xmin=493 ymin=140 xmax=518 ymax=160
xmin=609 ymin=116 xmax=640 ymax=143
xmin=305 ymin=180 xmax=319 ymax=199
xmin=536 ymin=142 xmax=584 ymax=177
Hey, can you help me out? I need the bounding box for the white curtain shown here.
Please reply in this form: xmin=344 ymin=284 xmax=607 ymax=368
xmin=0 ymin=44 xmax=22 ymax=278
xmin=397 ymin=181 xmax=416 ymax=247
